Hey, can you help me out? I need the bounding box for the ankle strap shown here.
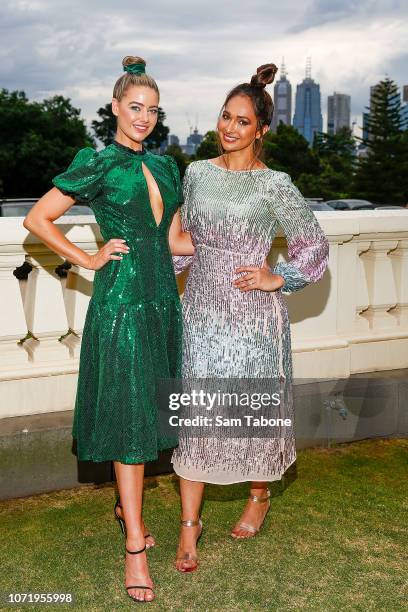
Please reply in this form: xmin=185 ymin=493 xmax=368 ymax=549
xmin=126 ymin=544 xmax=146 ymax=555
xmin=180 ymin=518 xmax=201 ymax=527
xmin=249 ymin=488 xmax=271 ymax=503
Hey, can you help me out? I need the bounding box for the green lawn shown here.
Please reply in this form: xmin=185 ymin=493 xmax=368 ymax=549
xmin=1 ymin=438 xmax=407 ymax=611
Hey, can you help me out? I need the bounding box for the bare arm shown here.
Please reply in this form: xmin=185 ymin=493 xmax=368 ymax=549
xmin=23 ymin=188 xmax=129 ymax=270
xmin=168 ymin=209 xmax=194 ymax=256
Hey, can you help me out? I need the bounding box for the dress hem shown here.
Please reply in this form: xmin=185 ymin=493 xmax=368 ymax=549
xmin=73 ymin=442 xmax=177 ymax=465
xmin=171 ymin=454 xmax=297 ymax=485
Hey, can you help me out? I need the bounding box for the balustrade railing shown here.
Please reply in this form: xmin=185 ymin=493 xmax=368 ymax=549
xmin=1 ymin=211 xmax=408 ymax=418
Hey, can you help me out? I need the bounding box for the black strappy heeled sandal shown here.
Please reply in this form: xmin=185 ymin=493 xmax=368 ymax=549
xmin=114 ymin=499 xmax=126 ymax=535
xmin=114 ymin=499 xmax=155 ymax=548
xmin=125 ymin=544 xmax=154 ymax=603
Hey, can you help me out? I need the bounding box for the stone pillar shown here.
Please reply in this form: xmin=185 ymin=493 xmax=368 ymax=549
xmin=0 ymin=243 xmax=29 ymax=367
xmin=389 ymin=239 xmax=408 ymax=327
xmin=60 ymin=265 xmax=95 ymax=358
xmin=360 ymin=240 xmax=399 ymax=330
xmin=23 ymin=247 xmax=70 ymax=361
xmin=354 ymin=241 xmax=371 ymax=333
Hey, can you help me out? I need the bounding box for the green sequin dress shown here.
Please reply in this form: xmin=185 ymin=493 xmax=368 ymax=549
xmin=53 ymin=141 xmax=183 ymax=464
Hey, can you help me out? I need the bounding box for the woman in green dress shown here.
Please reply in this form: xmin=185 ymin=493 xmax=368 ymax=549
xmin=24 ymin=55 xmax=194 ymax=603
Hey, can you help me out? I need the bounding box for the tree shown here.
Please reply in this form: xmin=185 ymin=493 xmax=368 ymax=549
xmin=165 ymin=144 xmax=188 ymax=178
xmin=313 ymin=128 xmax=356 ymax=162
xmin=194 ymin=131 xmax=219 ymax=160
xmin=91 ymin=103 xmax=115 ymax=145
xmin=263 ymin=124 xmax=320 ymax=180
xmin=304 ymin=128 xmax=357 ymax=199
xmin=353 ymin=78 xmax=408 ymax=204
xmin=91 ymin=103 xmax=170 ymax=150
xmin=0 ymin=89 xmax=93 ymax=197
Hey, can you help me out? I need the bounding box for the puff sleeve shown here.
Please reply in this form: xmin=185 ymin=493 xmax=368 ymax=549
xmin=270 ymin=172 xmax=329 ymax=295
xmin=172 ymin=162 xmax=195 ymax=275
xmin=52 ymin=147 xmax=102 ymax=203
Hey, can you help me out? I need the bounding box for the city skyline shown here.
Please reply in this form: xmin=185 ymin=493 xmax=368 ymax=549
xmin=0 ymin=0 xmax=407 ymax=141
xmin=175 ymin=73 xmax=407 ymax=149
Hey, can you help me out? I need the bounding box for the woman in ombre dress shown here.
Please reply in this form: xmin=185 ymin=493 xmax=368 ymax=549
xmin=171 ymin=63 xmax=329 ymax=572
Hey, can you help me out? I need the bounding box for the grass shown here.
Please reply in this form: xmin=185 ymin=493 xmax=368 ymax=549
xmin=1 ymin=438 xmax=407 ymax=611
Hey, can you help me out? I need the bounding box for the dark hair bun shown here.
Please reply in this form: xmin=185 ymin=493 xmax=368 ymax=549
xmin=250 ymin=63 xmax=278 ymax=89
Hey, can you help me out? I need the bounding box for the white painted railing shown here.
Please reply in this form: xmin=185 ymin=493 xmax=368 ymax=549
xmin=1 ymin=211 xmax=408 ymax=418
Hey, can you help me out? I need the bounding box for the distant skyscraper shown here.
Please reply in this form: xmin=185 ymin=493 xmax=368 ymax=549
xmin=293 ymin=58 xmax=323 ymax=145
xmin=369 ymin=83 xmax=383 ymax=115
xmin=187 ymin=128 xmax=203 ymax=148
xmin=181 ymin=127 xmax=204 ymax=156
xmin=271 ymin=58 xmax=292 ymax=132
xmin=169 ymin=134 xmax=180 ymax=146
xmin=327 ymin=92 xmax=351 ymax=134
xmin=403 ymin=85 xmax=408 ymax=103
xmin=400 ymin=105 xmax=408 ymax=130
xmin=362 ymin=112 xmax=370 ymax=141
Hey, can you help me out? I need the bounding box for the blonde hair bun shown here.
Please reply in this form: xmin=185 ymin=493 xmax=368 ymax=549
xmin=122 ymin=55 xmax=146 ymax=69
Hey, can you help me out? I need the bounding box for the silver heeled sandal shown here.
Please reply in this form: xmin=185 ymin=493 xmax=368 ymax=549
xmin=231 ymin=488 xmax=271 ymax=538
xmin=175 ymin=518 xmax=203 ymax=573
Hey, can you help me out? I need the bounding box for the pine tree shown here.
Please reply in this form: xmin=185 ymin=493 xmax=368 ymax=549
xmin=353 ymin=78 xmax=408 ymax=204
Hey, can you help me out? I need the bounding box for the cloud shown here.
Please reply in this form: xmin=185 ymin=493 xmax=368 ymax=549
xmin=0 ymin=0 xmax=407 ymax=141
xmin=290 ymin=0 xmax=406 ymax=32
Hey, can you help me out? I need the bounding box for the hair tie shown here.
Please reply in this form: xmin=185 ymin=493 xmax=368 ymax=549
xmin=123 ymin=63 xmax=146 ymax=75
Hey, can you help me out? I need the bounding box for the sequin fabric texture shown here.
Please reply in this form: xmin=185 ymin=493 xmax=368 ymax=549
xmin=53 ymin=141 xmax=183 ymax=463
xmin=171 ymin=160 xmax=329 ymax=484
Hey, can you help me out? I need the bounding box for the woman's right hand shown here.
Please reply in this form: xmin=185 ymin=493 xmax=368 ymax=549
xmin=85 ymin=238 xmax=130 ymax=270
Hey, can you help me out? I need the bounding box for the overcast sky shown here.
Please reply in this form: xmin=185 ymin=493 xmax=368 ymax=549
xmin=1 ymin=0 xmax=407 ymax=142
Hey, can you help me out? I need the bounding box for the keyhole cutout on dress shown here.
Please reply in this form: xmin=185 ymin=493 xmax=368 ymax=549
xmin=141 ymin=162 xmax=164 ymax=227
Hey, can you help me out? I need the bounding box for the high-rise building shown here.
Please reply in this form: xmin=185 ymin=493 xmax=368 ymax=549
xmin=293 ymin=58 xmax=323 ymax=145
xmin=362 ymin=112 xmax=370 ymax=141
xmin=181 ymin=127 xmax=204 ymax=156
xmin=271 ymin=58 xmax=292 ymax=132
xmin=400 ymin=105 xmax=408 ymax=130
xmin=369 ymin=83 xmax=383 ymax=115
xmin=327 ymin=92 xmax=351 ymax=134
xmin=168 ymin=134 xmax=180 ymax=146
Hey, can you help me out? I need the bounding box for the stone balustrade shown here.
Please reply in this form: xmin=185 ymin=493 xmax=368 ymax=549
xmin=1 ymin=211 xmax=408 ymax=419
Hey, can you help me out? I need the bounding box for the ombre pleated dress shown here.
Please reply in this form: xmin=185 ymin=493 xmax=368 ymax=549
xmin=171 ymin=160 xmax=329 ymax=484
xmin=53 ymin=141 xmax=183 ymax=464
